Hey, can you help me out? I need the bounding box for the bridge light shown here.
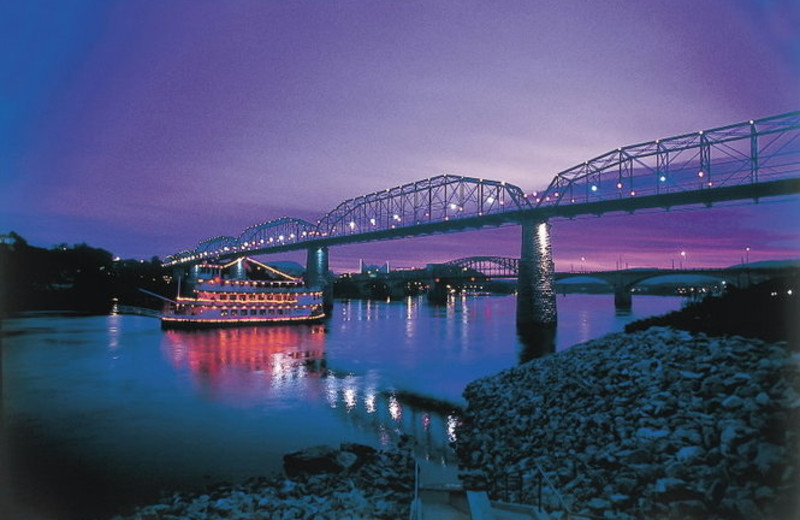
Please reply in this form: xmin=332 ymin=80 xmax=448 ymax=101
xmin=393 ymin=214 xmax=401 ymax=221
xmin=707 ymin=181 xmax=713 ymax=186
xmin=616 ymin=182 xmax=623 ymax=189
xmin=698 ymin=130 xmax=704 ymax=135
xmin=630 ymin=190 xmax=636 ymax=196
xmin=449 ymin=203 xmax=458 ymax=210
xmin=349 ymin=221 xmax=356 ymax=230
xmin=698 ymin=171 xmax=704 ymax=177
xmin=749 ymin=120 xmax=754 ymax=125
xmin=278 ymin=235 xmax=284 ymax=241
xmin=659 ymin=175 xmax=667 ymax=182
xmin=590 ymin=185 xmax=598 ymax=192
xmin=370 ymin=218 xmax=376 ymax=225
xmin=486 ymin=196 xmax=495 ymax=204
xmin=553 ymin=192 xmax=559 ymax=198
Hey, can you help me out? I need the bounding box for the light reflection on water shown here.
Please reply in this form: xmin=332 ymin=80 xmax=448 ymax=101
xmin=3 ymin=293 xmax=684 ymax=519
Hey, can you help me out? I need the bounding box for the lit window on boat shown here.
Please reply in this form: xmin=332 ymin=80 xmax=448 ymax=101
xmin=231 ymin=310 xmax=238 ymax=316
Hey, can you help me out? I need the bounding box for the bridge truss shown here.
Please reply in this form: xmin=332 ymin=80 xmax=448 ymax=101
xmin=536 ymin=112 xmax=800 ymax=208
xmin=444 ymin=256 xmax=520 ymax=278
xmin=165 ymin=112 xmax=800 ymax=266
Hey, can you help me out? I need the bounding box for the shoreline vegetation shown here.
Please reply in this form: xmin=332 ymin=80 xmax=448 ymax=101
xmin=0 ymin=233 xmax=173 ymax=316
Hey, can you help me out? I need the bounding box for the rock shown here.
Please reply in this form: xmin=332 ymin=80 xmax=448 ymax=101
xmin=620 ymin=448 xmax=651 ymax=464
xmin=668 ymin=499 xmax=707 ymax=518
xmin=283 ymin=445 xmax=347 ymax=477
xmin=635 ymin=427 xmax=670 ymax=439
xmin=336 ymin=450 xmax=359 ymax=471
xmin=675 ymin=445 xmax=704 ymax=463
xmin=340 ymin=442 xmax=378 ymax=460
xmin=721 ymin=394 xmax=744 ymax=409
xmin=753 ymin=442 xmax=783 ymax=476
xmin=455 ymin=328 xmax=799 ymax=520
xmin=586 ymin=497 xmax=611 ymax=510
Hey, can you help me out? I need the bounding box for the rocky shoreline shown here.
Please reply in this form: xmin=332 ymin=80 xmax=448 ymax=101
xmin=109 ymin=443 xmax=414 ymax=520
xmin=455 ymin=327 xmax=799 ymax=519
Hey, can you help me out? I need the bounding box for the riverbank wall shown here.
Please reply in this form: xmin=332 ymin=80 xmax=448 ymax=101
xmin=455 ymin=327 xmax=799 ymax=519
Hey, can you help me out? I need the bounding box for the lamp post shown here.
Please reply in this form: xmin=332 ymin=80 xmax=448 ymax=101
xmin=745 ymin=247 xmax=750 ymax=264
xmin=680 ymin=250 xmax=686 ymax=270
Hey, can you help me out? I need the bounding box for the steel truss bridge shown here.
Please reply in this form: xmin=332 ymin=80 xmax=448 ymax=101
xmin=442 ymin=256 xmax=784 ymax=287
xmin=165 ymin=112 xmax=800 ymax=266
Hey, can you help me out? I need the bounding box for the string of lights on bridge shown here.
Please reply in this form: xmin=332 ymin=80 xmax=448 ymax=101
xmin=165 ymin=112 xmax=800 ymax=266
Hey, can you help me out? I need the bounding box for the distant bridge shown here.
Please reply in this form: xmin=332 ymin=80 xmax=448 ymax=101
xmin=164 ymin=112 xmax=800 ymax=327
xmin=443 ymin=255 xmax=784 ymax=286
xmin=339 ymin=256 xmax=792 ymax=308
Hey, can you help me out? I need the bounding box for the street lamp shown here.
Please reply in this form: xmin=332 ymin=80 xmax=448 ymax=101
xmin=745 ymin=247 xmax=750 ymax=264
xmin=680 ymin=250 xmax=686 ymax=270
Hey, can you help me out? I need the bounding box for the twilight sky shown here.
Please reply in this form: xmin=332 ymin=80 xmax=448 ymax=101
xmin=2 ymin=0 xmax=798 ymax=271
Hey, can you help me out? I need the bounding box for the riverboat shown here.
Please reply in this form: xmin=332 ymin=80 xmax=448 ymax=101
xmin=160 ymin=257 xmax=325 ymax=329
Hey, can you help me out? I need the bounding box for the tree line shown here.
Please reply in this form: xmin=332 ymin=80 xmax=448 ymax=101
xmin=0 ymin=232 xmax=175 ymax=315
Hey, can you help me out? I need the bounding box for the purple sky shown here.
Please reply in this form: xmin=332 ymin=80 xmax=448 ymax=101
xmin=2 ymin=0 xmax=798 ymax=271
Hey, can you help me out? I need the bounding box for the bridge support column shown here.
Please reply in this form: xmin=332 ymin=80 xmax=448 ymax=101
xmin=614 ymin=288 xmax=632 ymax=310
xmin=517 ymin=220 xmax=557 ymax=330
xmin=306 ymin=247 xmax=333 ymax=314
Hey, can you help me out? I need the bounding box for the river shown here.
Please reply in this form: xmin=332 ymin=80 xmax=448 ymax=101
xmin=2 ymin=293 xmax=684 ymax=519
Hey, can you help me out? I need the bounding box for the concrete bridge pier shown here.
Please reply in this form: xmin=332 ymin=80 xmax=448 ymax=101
xmin=305 ymin=246 xmax=333 ymax=314
xmin=614 ymin=288 xmax=633 ymax=310
xmin=517 ymin=220 xmax=557 ymax=330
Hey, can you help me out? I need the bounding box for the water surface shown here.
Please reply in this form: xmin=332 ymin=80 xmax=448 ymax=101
xmin=2 ymin=294 xmax=683 ymax=519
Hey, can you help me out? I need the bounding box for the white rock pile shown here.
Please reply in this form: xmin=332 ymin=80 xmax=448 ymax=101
xmin=455 ymin=327 xmax=800 ymax=520
xmin=110 ymin=443 xmax=414 ymax=520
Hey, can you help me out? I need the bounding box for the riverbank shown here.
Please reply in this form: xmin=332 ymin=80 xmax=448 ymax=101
xmin=455 ymin=327 xmax=799 ymax=519
xmin=107 ymin=444 xmax=414 ymax=520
